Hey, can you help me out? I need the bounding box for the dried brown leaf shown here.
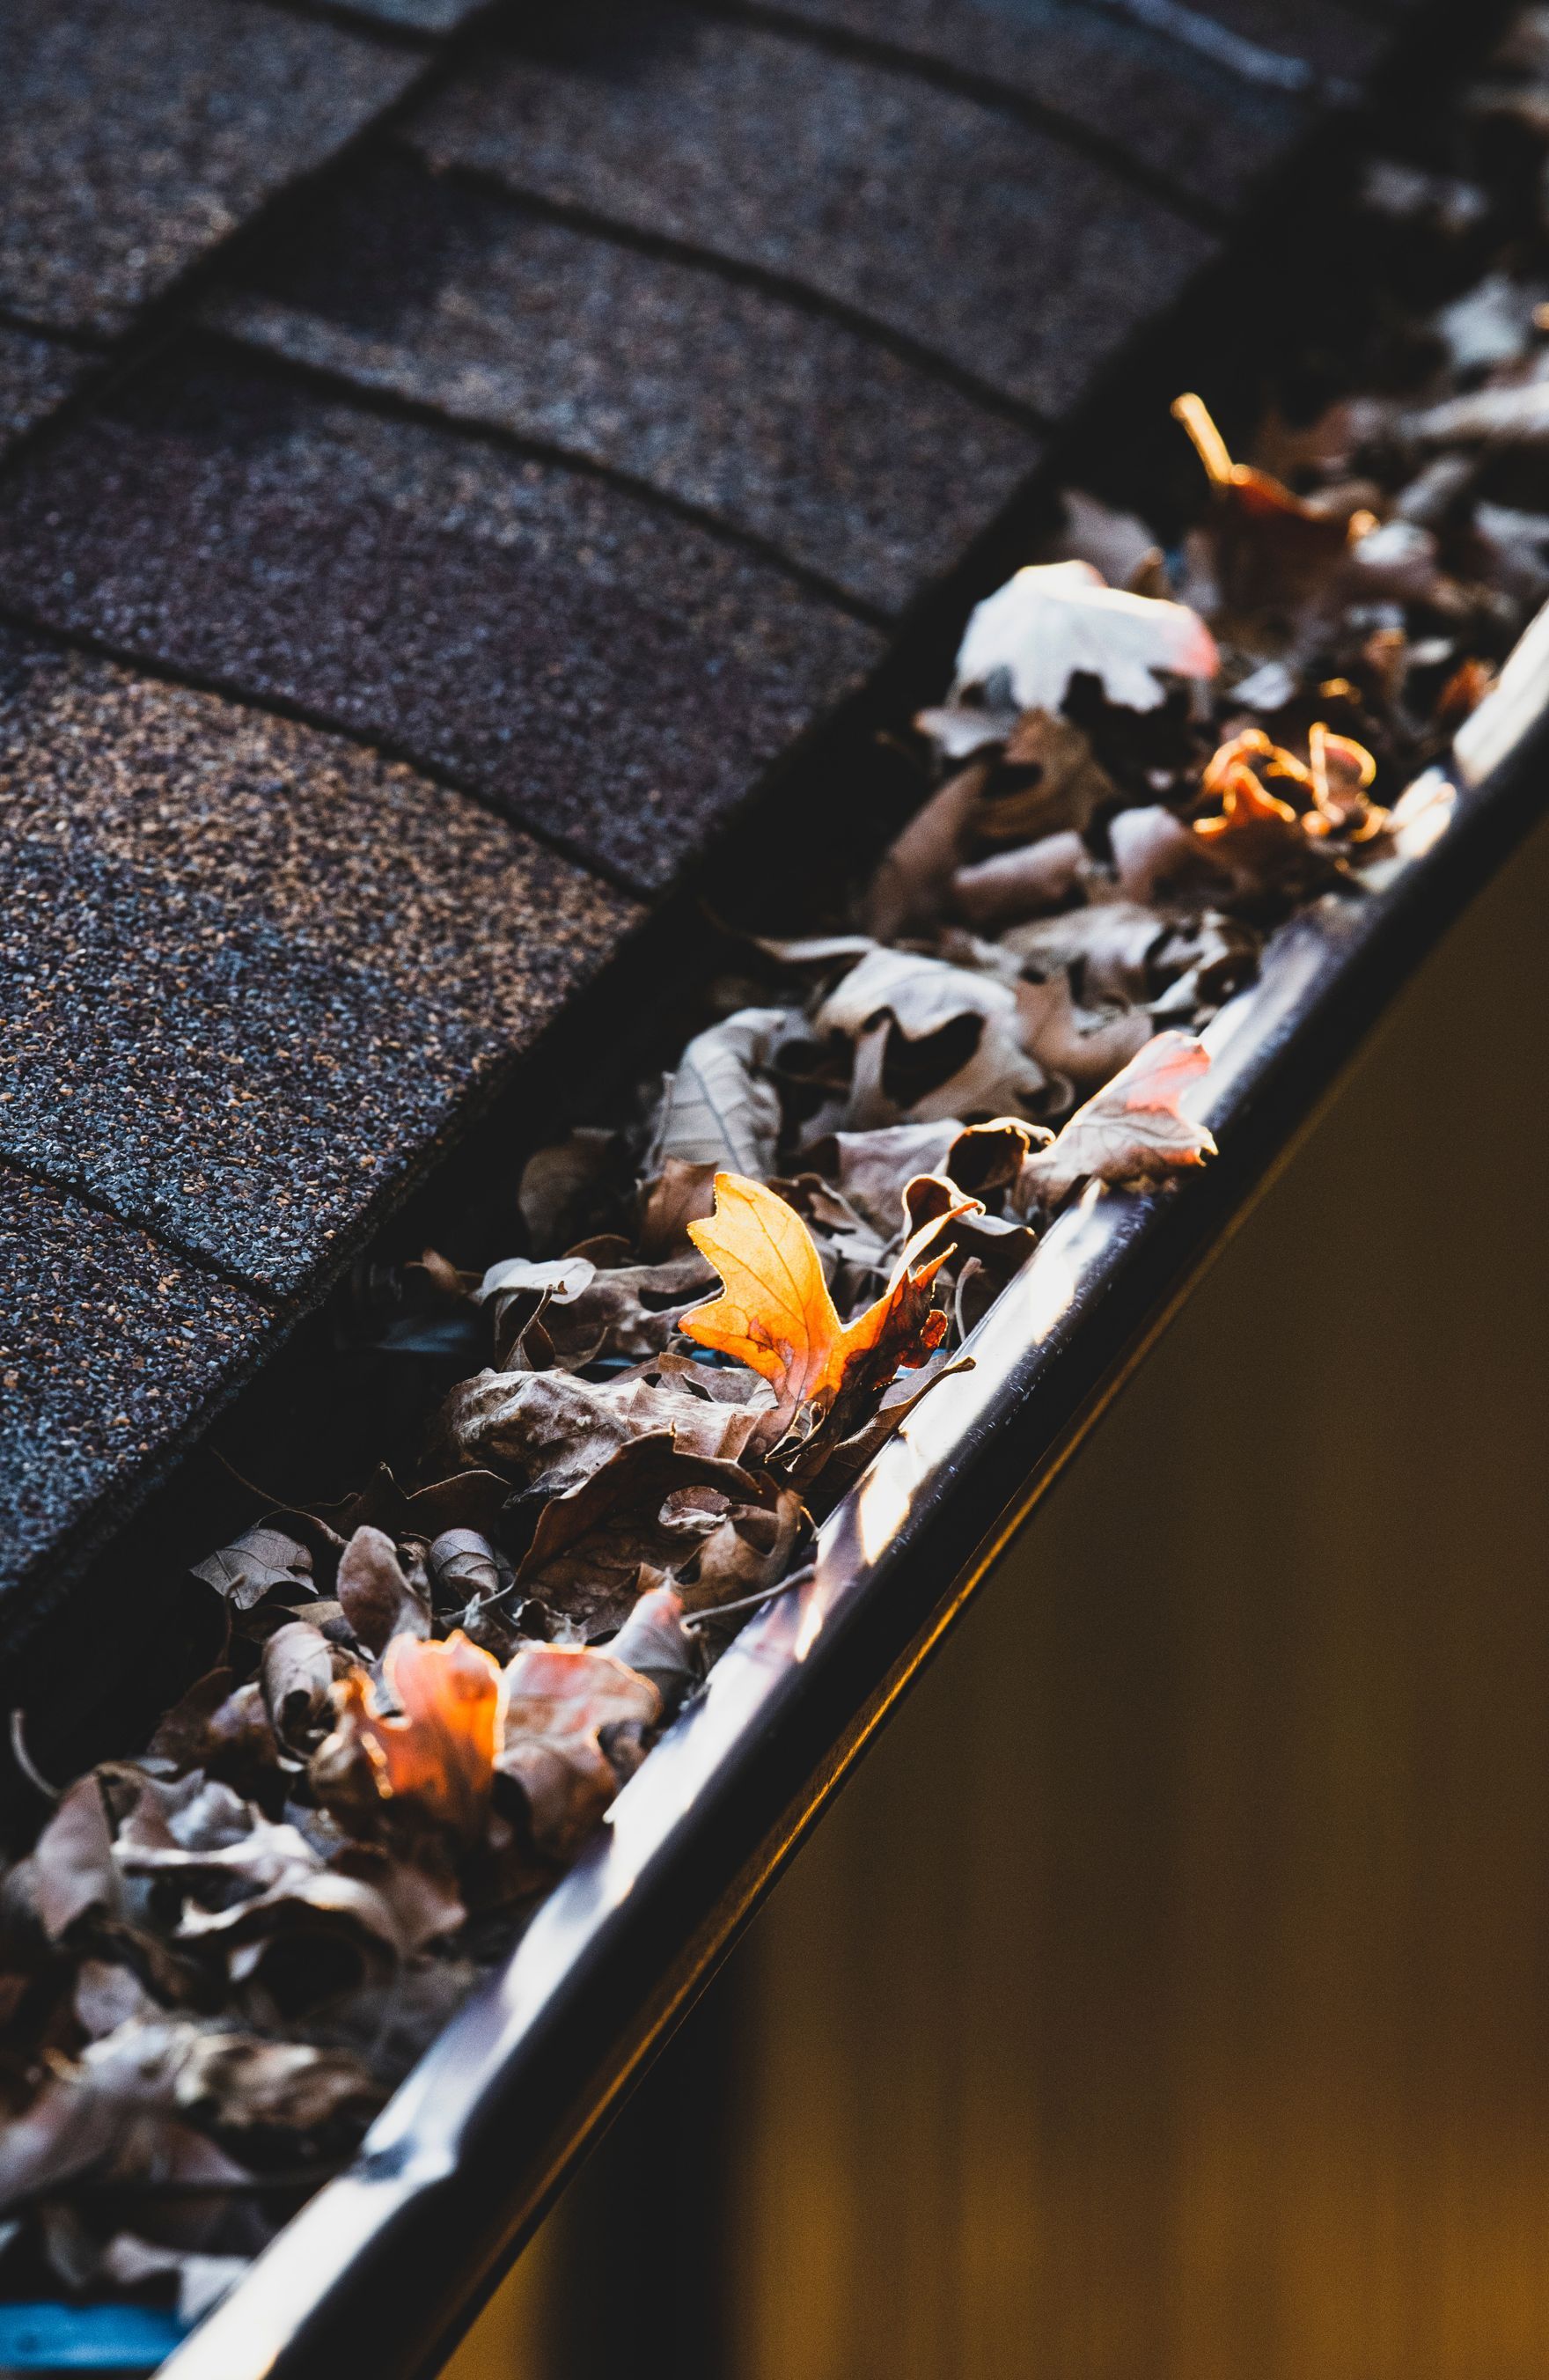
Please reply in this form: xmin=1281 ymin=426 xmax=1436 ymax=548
xmin=649 ymin=1006 xmax=793 ymax=1178
xmin=1015 ymin=1031 xmax=1215 ymax=1206
xmin=496 ymin=1645 xmax=660 ymax=1861
xmin=335 ymin=1527 xmax=429 ymax=1657
xmin=950 ymin=828 xmax=1090 ymax=928
xmin=954 ymin=562 xmax=1219 ymax=714
xmin=191 ymin=1528 xmax=313 ymax=1613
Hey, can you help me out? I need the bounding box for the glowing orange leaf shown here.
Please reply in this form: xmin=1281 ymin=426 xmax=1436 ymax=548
xmin=1304 ymin=721 xmax=1384 ymax=839
xmin=1194 ymin=724 xmax=1382 ymax=861
xmin=347 ymin=1631 xmax=501 ymax=1836
xmin=683 ymin=1172 xmax=968 ymax=1426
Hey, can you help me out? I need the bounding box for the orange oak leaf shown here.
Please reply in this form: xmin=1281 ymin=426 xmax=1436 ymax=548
xmin=343 ymin=1631 xmax=501 ymax=1836
xmin=682 ymin=1172 xmax=970 ymax=1426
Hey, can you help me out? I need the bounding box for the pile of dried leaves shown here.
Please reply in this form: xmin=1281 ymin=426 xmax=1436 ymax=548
xmin=6 ymin=26 xmax=1549 ymax=2323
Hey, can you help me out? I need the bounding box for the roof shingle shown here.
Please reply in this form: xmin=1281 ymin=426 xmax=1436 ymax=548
xmin=0 ymin=0 xmax=419 ymax=337
xmin=0 ymin=632 xmax=642 ymax=1294
xmin=0 ymin=327 xmax=98 ymax=459
xmin=0 ymin=344 xmax=884 ymax=892
xmin=0 ymin=1166 xmax=272 ymax=1602
xmin=410 ymin=5 xmax=1219 ymax=416
xmin=758 ymin=0 xmax=1367 ymax=209
xmin=204 ymin=151 xmax=1041 ymax=613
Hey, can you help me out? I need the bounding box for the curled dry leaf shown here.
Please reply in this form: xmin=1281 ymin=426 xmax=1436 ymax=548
xmin=1000 ymin=903 xmax=1168 ymax=1004
xmin=261 ymin=1624 xmax=344 ymax=1753
xmin=863 ymin=763 xmax=992 ymax=937
xmin=1171 ymin=392 xmax=1365 ymax=624
xmin=802 ymin=1120 xmax=961 ymax=1238
xmin=1015 ymin=1032 xmax=1215 ymax=1207
xmin=534 ymin=1248 xmax=716 ymax=1367
xmin=428 ymin=1529 xmax=507 ymax=1613
xmin=0 ymin=2070 xmax=256 ymax=2221
xmin=951 ymin=827 xmax=1090 ymax=927
xmin=649 ymin=1006 xmax=794 ymax=1178
xmin=29 ymin=1774 xmax=117 ymax=1939
xmin=511 ymin=1431 xmax=771 ymax=1641
xmin=1013 ymin=973 xmax=1154 ymax=1091
xmin=475 ymin=1255 xmax=595 ymax=1307
xmin=903 ymin=1172 xmax=1039 ymax=1289
xmin=114 ymin=1777 xmax=320 ymax=1903
xmin=819 ymin=946 xmax=1049 ymax=1126
xmin=436 ymin=1367 xmax=635 ymax=1493
xmin=143 ymin=1669 xmax=239 ymax=1779
xmin=1109 ymin=804 xmax=1229 ymax=906
xmin=676 ymin=1486 xmax=806 ymax=1614
xmin=637 ymin=1156 xmax=720 ymax=1260
xmin=1193 ymin=724 xmax=1383 ymax=892
xmin=180 ymin=1845 xmax=465 ymax=1978
xmin=608 ymin=1583 xmax=700 ymax=1716
xmin=29 ymin=2016 xmax=381 ymax=2156
xmin=977 ymin=709 xmax=1118 ymax=843
xmin=191 ymin=1527 xmax=313 ymax=1613
xmin=816 ymin=945 xmax=1014 ymax=1049
xmin=334 ymin=1526 xmax=429 ymax=1657
xmin=867 ymin=709 xmax=1115 ymax=937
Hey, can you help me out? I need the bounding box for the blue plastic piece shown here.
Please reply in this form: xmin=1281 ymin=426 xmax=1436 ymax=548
xmin=0 ymin=2301 xmax=187 ymax=2372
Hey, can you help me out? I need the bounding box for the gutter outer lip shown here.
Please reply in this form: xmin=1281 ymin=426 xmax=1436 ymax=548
xmin=158 ymin=613 xmax=1549 ymax=2380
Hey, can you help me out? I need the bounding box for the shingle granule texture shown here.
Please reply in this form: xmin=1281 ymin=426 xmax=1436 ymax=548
xmin=206 ymin=152 xmax=1041 ymax=613
xmin=0 ymin=346 xmax=883 ymax=892
xmin=0 ymin=329 xmax=98 ymax=459
xmin=0 ymin=634 xmax=642 ymax=1294
xmin=0 ymin=0 xmax=420 ymax=336
xmin=765 ymin=0 xmax=1339 ymax=210
xmin=409 ymin=6 xmax=1218 ymax=416
xmin=0 ymin=1167 xmax=272 ymax=1601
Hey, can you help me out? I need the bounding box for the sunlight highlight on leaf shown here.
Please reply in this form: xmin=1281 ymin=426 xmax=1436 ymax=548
xmin=347 ymin=1631 xmax=501 ymax=1835
xmin=683 ymin=1173 xmax=972 ymax=1427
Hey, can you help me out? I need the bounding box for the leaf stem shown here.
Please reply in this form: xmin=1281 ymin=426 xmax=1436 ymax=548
xmin=681 ymin=1563 xmax=817 ymax=1633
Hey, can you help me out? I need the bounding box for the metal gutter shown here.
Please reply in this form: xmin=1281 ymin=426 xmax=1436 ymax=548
xmin=158 ymin=606 xmax=1549 ymax=2380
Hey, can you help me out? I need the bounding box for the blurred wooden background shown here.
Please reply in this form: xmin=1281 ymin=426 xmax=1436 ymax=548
xmin=450 ymin=808 xmax=1549 ymax=2380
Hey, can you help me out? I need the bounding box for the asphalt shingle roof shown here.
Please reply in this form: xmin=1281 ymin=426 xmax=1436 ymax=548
xmin=410 ymin=7 xmax=1220 ymax=415
xmin=0 ymin=344 xmax=884 ymax=892
xmin=759 ymin=0 xmax=1378 ymax=207
xmin=0 ymin=0 xmax=420 ymax=337
xmin=0 ymin=1168 xmax=273 ymax=1601
xmin=0 ymin=329 xmax=98 ymax=461
xmin=204 ymin=150 xmax=1042 ymax=613
xmin=0 ymin=631 xmax=641 ymax=1296
xmin=0 ymin=0 xmax=1417 ymax=1611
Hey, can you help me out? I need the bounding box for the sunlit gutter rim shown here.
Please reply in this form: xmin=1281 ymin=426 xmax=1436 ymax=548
xmin=158 ymin=607 xmax=1549 ymax=2380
